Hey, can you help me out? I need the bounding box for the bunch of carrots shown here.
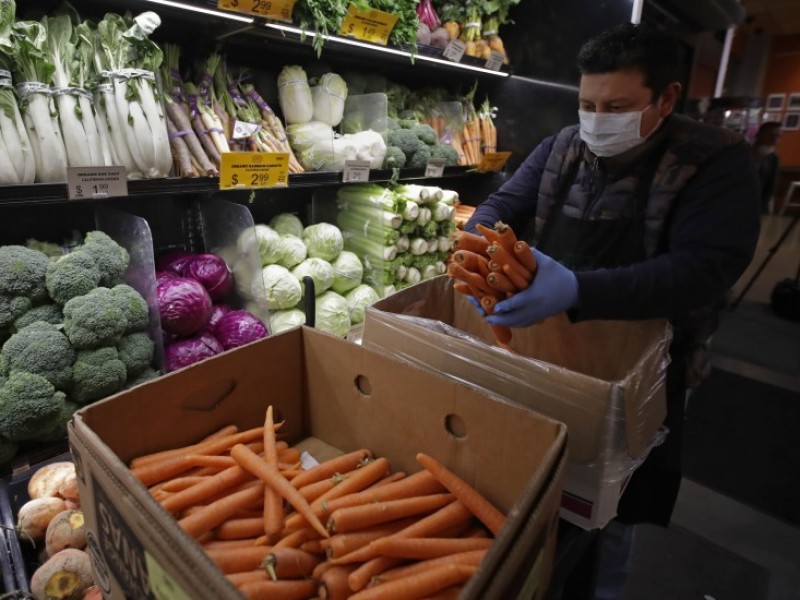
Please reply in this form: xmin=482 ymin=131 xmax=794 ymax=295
xmin=447 ymin=221 xmax=538 ymax=350
xmin=130 ymin=405 xmax=507 ymax=599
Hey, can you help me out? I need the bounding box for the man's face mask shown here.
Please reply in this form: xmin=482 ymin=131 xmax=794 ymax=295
xmin=578 ymin=104 xmax=659 ymax=157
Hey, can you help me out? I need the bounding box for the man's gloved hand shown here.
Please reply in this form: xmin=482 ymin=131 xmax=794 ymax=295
xmin=464 ymin=294 xmax=486 ymax=316
xmin=487 ymin=247 xmax=579 ymax=328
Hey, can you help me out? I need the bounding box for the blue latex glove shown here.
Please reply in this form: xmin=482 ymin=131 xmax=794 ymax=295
xmin=464 ymin=294 xmax=485 ymax=315
xmin=487 ymin=247 xmax=579 ymax=328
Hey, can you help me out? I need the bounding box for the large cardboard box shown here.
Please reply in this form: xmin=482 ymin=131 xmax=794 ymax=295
xmin=362 ymin=276 xmax=671 ymax=529
xmin=68 ymin=326 xmax=567 ymax=600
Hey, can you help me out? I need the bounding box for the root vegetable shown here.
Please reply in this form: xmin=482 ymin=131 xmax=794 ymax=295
xmin=18 ymin=497 xmax=69 ymax=543
xmin=46 ymin=510 xmax=87 ymax=556
xmin=430 ymin=27 xmax=450 ymax=49
xmin=30 ymin=548 xmax=94 ymax=600
xmin=443 ymin=21 xmax=460 ymax=40
xmin=28 ymin=462 xmax=76 ymax=500
xmin=82 ymin=586 xmax=103 ymax=600
xmin=58 ymin=473 xmax=81 ymax=505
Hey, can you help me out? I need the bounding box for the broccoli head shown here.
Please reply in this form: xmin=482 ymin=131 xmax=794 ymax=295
xmin=13 ymin=303 xmax=63 ymax=332
xmin=71 ymin=346 xmax=127 ymax=405
xmin=388 ymin=129 xmax=422 ymax=161
xmin=33 ymin=400 xmax=78 ymax=443
xmin=0 ymin=245 xmax=49 ymax=301
xmin=1 ymin=322 xmax=75 ymax=390
xmin=0 ymin=371 xmax=67 ymax=442
xmin=46 ymin=250 xmax=102 ymax=305
xmin=111 ymin=284 xmax=149 ymax=333
xmin=408 ymin=144 xmax=432 ymax=169
xmin=63 ymin=287 xmax=128 ymax=349
xmin=411 ymin=124 xmax=438 ymax=146
xmin=386 ymin=118 xmax=401 ymax=132
xmin=0 ymin=436 xmax=17 ymax=465
xmin=383 ymin=146 xmax=407 ymax=169
xmin=83 ymin=231 xmax=130 ymax=287
xmin=117 ymin=332 xmax=155 ymax=378
xmin=0 ymin=295 xmax=32 ymax=329
xmin=430 ymin=144 xmax=459 ymax=166
xmin=124 ymin=367 xmax=159 ymax=390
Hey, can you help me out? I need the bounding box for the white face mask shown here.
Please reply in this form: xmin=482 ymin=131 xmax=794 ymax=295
xmin=578 ymin=104 xmax=657 ymax=157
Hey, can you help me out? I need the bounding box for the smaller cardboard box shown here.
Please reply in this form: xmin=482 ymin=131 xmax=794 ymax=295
xmin=362 ymin=276 xmax=671 ymax=529
xmin=69 ymin=326 xmax=567 ymax=600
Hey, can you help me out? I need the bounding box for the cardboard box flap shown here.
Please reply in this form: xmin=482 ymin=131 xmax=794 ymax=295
xmin=301 ymin=328 xmax=566 ymax=513
xmin=364 ymin=276 xmax=671 ymax=462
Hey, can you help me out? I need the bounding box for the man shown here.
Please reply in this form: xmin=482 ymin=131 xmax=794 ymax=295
xmin=752 ymin=121 xmax=781 ymax=214
xmin=466 ymin=22 xmax=760 ymax=598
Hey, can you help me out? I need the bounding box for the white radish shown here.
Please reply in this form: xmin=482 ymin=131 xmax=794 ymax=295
xmin=136 ymin=76 xmax=172 ymax=177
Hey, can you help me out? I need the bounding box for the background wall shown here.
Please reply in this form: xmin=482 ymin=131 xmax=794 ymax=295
xmin=761 ymin=35 xmax=800 ymax=167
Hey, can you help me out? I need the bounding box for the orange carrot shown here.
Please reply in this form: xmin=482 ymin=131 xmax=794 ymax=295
xmin=313 ymin=457 xmax=390 ymax=509
xmin=325 ymin=518 xmax=418 ymax=560
xmin=452 ymin=250 xmax=487 ymax=273
xmin=231 ymin=444 xmax=330 ymax=539
xmin=486 ymin=243 xmax=531 ymax=284
xmin=514 ymin=240 xmax=538 ymax=275
xmin=160 ymin=464 xmax=251 ymax=515
xmin=348 ymin=557 xmax=405 ymax=592
xmin=278 ymin=447 xmax=302 ymax=465
xmin=369 ymin=536 xmax=493 ymax=560
xmin=289 ymin=449 xmax=373 ymax=490
xmin=300 ymin=539 xmax=326 ymax=554
xmin=350 ymin=564 xmax=477 ymax=600
xmin=319 ymin=565 xmax=355 ymax=600
xmin=273 ymin=528 xmax=319 ymax=549
xmin=238 ymin=579 xmax=317 ymax=600
xmin=131 ymin=427 xmax=266 ymax=486
xmin=452 ymin=282 xmax=474 ymax=298
xmin=263 ymin=548 xmax=320 ymax=581
xmin=178 ymin=481 xmax=264 ymax=540
xmin=474 ymin=223 xmax=501 ymax=245
xmin=203 ymin=539 xmax=260 ymax=551
xmin=417 ymin=453 xmax=506 ymax=536
xmin=327 ymin=493 xmax=454 ymax=534
xmin=216 ymin=517 xmax=265 ymax=541
xmin=368 ymin=472 xmax=406 ymax=489
xmin=299 ymin=477 xmax=339 ymax=502
xmin=313 ymin=559 xmax=338 ymax=580
xmin=183 ymin=455 xmax=237 ymax=470
xmin=423 ymin=585 xmax=463 ymax=600
xmin=452 ymin=231 xmax=489 ymax=255
xmin=157 ymin=476 xmax=211 ymax=493
xmin=502 ymin=263 xmax=530 ymax=291
xmin=492 ymin=221 xmax=519 ymax=255
xmin=376 ymin=549 xmax=487 ymax=583
xmin=447 ymin=262 xmax=493 ymax=295
xmin=204 ymin=545 xmax=271 ymax=574
xmin=131 ymin=424 xmax=239 ymax=468
xmin=486 ymin=271 xmax=516 ymax=293
xmin=262 ymin=406 xmax=283 ymax=542
xmin=226 ymin=571 xmax=268 ymax=587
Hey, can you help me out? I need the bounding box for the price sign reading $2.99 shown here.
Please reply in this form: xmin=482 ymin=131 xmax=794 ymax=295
xmin=220 ymin=153 xmax=289 ymax=190
xmin=217 ymin=0 xmax=296 ymax=23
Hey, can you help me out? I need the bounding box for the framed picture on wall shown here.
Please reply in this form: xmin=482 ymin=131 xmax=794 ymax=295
xmin=782 ymin=112 xmax=800 ymax=131
xmin=788 ymin=93 xmax=800 ymax=110
xmin=766 ymin=93 xmax=786 ymax=111
xmin=764 ymin=111 xmax=783 ymax=123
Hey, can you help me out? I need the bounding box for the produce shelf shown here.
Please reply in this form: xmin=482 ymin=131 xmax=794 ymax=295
xmin=0 ymin=167 xmax=481 ymax=207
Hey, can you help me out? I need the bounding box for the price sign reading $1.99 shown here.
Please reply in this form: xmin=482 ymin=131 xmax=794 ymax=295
xmin=220 ymin=153 xmax=289 ymax=190
xmin=67 ymin=166 xmax=128 ymax=201
xmin=217 ymin=0 xmax=296 ymax=23
xmin=338 ymin=4 xmax=398 ymax=45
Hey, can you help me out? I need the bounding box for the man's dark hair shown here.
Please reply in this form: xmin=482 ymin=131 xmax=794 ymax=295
xmin=577 ymin=23 xmax=685 ymax=100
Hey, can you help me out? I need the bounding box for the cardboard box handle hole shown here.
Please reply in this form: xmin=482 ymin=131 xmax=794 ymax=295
xmin=444 ymin=414 xmax=467 ymax=440
xmin=355 ymin=374 xmax=372 ymax=396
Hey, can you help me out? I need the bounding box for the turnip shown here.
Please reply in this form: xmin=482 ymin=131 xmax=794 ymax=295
xmin=58 ymin=472 xmax=81 ymax=505
xmin=46 ymin=510 xmax=87 ymax=556
xmin=17 ymin=497 xmax=69 ymax=543
xmin=430 ymin=27 xmax=451 ymax=49
xmin=82 ymin=587 xmax=103 ymax=600
xmin=30 ymin=548 xmax=94 ymax=600
xmin=416 ymin=22 xmax=432 ymax=46
xmin=28 ymin=461 xmax=76 ymax=500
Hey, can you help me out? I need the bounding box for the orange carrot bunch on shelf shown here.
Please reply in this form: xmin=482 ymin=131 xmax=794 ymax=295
xmin=128 ymin=405 xmax=507 ymax=599
xmin=448 ymin=221 xmax=538 ymax=350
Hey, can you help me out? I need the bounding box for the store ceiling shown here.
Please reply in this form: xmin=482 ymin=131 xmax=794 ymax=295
xmin=742 ymin=0 xmax=800 ymax=36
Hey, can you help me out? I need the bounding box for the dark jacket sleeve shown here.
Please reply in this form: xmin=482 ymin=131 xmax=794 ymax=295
xmin=464 ymin=135 xmax=557 ymax=233
xmin=573 ymin=142 xmax=761 ymax=321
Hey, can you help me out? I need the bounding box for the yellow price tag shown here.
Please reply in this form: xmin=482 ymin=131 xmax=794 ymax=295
xmin=217 ymin=0 xmax=296 ymax=23
xmin=338 ymin=4 xmax=398 ymax=45
xmin=477 ymin=151 xmax=512 ymax=173
xmin=220 ymin=152 xmax=289 ymax=190
xmin=145 ymin=552 xmax=191 ymax=600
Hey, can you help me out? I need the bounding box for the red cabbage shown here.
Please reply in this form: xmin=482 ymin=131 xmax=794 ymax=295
xmin=185 ymin=253 xmax=233 ymax=302
xmin=165 ymin=332 xmax=224 ymax=372
xmin=207 ymin=304 xmax=233 ymax=331
xmin=155 ymin=270 xmax=177 ymax=288
xmin=214 ymin=310 xmax=268 ymax=350
xmin=156 ymin=250 xmax=196 ymax=275
xmin=157 ymin=277 xmax=213 ymax=336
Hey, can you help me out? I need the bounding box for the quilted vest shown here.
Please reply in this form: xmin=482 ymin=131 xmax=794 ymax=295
xmin=534 ymin=114 xmax=741 ymax=258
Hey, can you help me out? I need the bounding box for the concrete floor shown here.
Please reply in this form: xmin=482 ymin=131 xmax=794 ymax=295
xmin=670 ymin=213 xmax=800 ymax=600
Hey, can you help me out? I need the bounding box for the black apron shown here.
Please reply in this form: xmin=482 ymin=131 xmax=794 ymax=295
xmin=536 ymin=150 xmax=684 ymax=526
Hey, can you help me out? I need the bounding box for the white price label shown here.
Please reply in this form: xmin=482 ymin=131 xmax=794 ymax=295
xmin=232 ymin=120 xmax=262 ymax=140
xmin=67 ymin=166 xmax=128 ymax=201
xmin=485 ymin=51 xmax=504 ymax=71
xmin=425 ymin=158 xmax=446 ymax=178
xmin=343 ymin=160 xmax=371 ymax=183
xmin=443 ymin=40 xmax=466 ymax=63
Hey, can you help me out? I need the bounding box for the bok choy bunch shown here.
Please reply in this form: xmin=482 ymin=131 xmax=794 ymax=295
xmin=94 ymin=12 xmax=171 ymax=179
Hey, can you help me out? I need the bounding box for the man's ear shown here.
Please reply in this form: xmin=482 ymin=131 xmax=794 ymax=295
xmin=660 ymin=82 xmax=683 ymax=117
